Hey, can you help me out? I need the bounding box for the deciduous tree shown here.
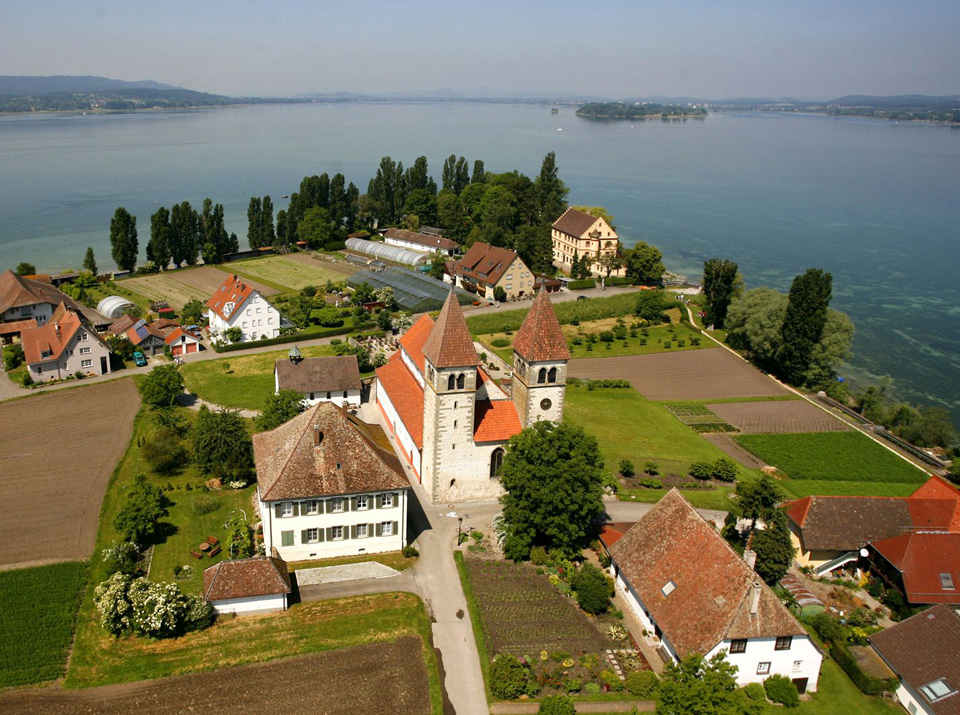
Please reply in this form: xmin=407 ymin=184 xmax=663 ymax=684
xmin=15 ymin=262 xmax=35 ymax=276
xmin=658 ymin=652 xmax=761 ymax=715
xmin=750 ymin=509 xmax=794 ymax=584
xmin=138 ymin=364 xmax=184 ymax=407
xmin=256 ymin=389 xmax=307 ymax=431
xmin=779 ymin=268 xmax=833 ymax=385
xmin=191 ymin=406 xmax=254 ymax=482
xmin=110 ymin=207 xmax=139 ymax=271
xmin=114 ymin=474 xmax=167 ymax=544
xmin=702 ymin=258 xmax=739 ymax=328
xmin=621 ymin=242 xmax=664 ymax=284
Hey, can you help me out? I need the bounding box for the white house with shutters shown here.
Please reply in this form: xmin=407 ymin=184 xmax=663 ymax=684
xmin=254 ymin=401 xmax=410 ymax=561
xmin=603 ymin=490 xmax=822 ymax=693
xmin=206 ymin=273 xmax=281 ymax=343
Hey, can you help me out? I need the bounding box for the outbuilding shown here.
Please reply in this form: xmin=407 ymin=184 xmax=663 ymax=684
xmin=202 ymin=556 xmax=292 ymax=615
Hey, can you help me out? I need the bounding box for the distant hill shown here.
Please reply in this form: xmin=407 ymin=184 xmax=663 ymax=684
xmin=826 ymin=94 xmax=960 ymax=109
xmin=0 ymin=75 xmax=180 ymax=95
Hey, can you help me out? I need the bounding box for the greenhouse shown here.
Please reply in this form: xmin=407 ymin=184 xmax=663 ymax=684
xmin=97 ymin=295 xmax=135 ymax=319
xmin=347 ymin=267 xmax=473 ymax=313
xmin=344 ymin=238 xmax=428 ymax=267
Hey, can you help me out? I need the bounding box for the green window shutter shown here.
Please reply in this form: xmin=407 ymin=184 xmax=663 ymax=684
xmin=351 ymin=524 xmax=358 ymax=539
xmin=326 ymin=527 xmax=334 ymax=541
xmin=274 ymin=504 xmax=282 ymax=518
xmin=301 ymin=529 xmax=308 ymax=544
xmin=369 ymin=523 xmax=375 ymax=538
xmin=324 ymin=499 xmax=332 ymax=514
xmin=376 ymin=523 xmax=383 ymax=537
xmin=344 ymin=497 xmax=353 ymax=512
xmin=392 ymin=521 xmax=399 ymax=538
xmin=318 ymin=528 xmax=325 ymax=543
xmin=375 ymin=494 xmax=383 ymax=509
xmin=281 ymin=530 xmax=293 ymax=547
xmin=292 ymin=502 xmax=300 ymax=517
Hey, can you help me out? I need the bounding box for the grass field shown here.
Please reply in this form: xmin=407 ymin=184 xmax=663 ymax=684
xmin=778 ymin=480 xmax=922 ymax=499
xmin=734 ymin=432 xmax=929 ymax=483
xmin=466 ymin=292 xmax=641 ymax=335
xmin=0 ymin=561 xmax=88 ymax=687
xmin=783 ymin=659 xmax=901 ymax=715
xmin=123 ymin=267 xmax=279 ymax=311
xmin=180 ymin=344 xmax=338 ymax=411
xmin=287 ymin=551 xmax=418 ymax=572
xmin=226 ymin=254 xmax=353 ymax=293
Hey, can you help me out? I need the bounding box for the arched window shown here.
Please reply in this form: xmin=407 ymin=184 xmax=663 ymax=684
xmin=456 ymin=373 xmax=465 ymax=389
xmin=490 ymin=448 xmax=505 ymax=477
xmin=447 ymin=374 xmax=456 ymax=390
xmin=547 ymin=367 xmax=558 ymax=384
xmin=537 ymin=368 xmax=547 ymax=384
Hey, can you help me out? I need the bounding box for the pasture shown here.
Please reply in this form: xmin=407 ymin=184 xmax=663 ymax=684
xmin=227 ymin=254 xmax=354 ymax=293
xmin=123 ymin=267 xmax=278 ymax=310
xmin=0 ymin=379 xmax=140 ymax=568
xmin=0 ymin=561 xmax=88 ymax=687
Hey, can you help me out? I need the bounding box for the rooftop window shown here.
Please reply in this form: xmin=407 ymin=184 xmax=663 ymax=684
xmin=919 ymin=678 xmax=956 ymax=703
xmin=661 ymin=580 xmax=676 ymax=597
xmin=941 ymin=573 xmax=956 ymax=590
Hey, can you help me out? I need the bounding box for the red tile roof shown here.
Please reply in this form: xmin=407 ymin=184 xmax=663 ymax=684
xmin=552 ymin=207 xmax=604 ymax=238
xmin=164 ymin=326 xmax=202 ymax=346
xmin=375 ymin=353 xmax=425 ymax=448
xmin=0 ymin=318 xmax=37 ymax=335
xmin=912 ymin=476 xmax=960 ymax=531
xmin=610 ymin=489 xmax=805 ymax=656
xmin=453 ymin=242 xmax=522 ymax=286
xmin=422 ymin=290 xmax=478 ymax=368
xmin=0 ymin=269 xmax=92 ymax=319
xmin=599 ymin=522 xmax=635 ymax=550
xmin=275 ymin=355 xmax=361 ymax=394
xmin=870 ymin=604 xmax=960 ymax=715
xmin=20 ymin=303 xmax=84 ymax=364
xmin=871 ymin=532 xmax=960 ymax=605
xmin=399 ymin=314 xmax=435 ymax=374
xmin=473 ymin=399 xmax=522 ymax=443
xmin=254 ymin=402 xmax=408 ymax=501
xmin=124 ymin=320 xmax=165 ymax=346
xmin=108 ymin=314 xmax=137 ymax=336
xmin=512 ymin=288 xmax=570 ymax=362
xmin=203 ymin=557 xmax=291 ymax=602
xmin=206 ymin=274 xmax=256 ymax=321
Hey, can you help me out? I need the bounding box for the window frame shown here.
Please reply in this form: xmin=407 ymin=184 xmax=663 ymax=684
xmin=305 ymin=500 xmax=319 ymax=515
xmin=280 ymin=502 xmax=294 ymax=517
xmin=729 ymin=639 xmax=747 ymax=654
xmin=331 ymin=525 xmax=344 ymax=540
xmin=756 ymin=662 xmax=771 ymax=676
xmin=356 ymin=495 xmax=369 ymax=510
xmin=305 ymin=527 xmax=319 ymax=543
xmin=357 ymin=523 xmax=368 ymax=538
xmin=382 ymin=493 xmax=394 ymax=508
xmin=381 ymin=521 xmax=394 ymax=536
xmin=331 ymin=497 xmax=344 ymax=513
xmin=775 ymin=636 xmax=793 ymax=651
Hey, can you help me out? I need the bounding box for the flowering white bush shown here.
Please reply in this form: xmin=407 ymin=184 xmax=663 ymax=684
xmin=94 ymin=572 xmax=135 ymax=635
xmin=101 ymin=541 xmax=140 ymax=575
xmin=93 ymin=574 xmax=214 ymax=639
xmin=227 ymin=480 xmax=248 ymax=490
xmin=129 ymin=579 xmax=187 ymax=638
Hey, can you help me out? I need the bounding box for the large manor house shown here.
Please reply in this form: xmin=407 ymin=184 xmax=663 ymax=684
xmin=376 ymin=288 xmax=570 ymax=503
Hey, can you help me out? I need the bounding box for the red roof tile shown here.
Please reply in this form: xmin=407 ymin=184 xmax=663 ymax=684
xmin=164 ymin=326 xmax=202 ymax=346
xmin=783 ymin=497 xmax=813 ymax=528
xmin=20 ymin=303 xmax=85 ymax=364
xmin=399 ymin=314 xmax=435 ymax=374
xmin=512 ymin=288 xmax=570 ymax=362
xmin=871 ymin=532 xmax=960 ymax=605
xmin=552 ymin=207 xmax=604 ymax=237
xmin=599 ymin=522 xmax=635 ymax=550
xmin=203 ymin=557 xmax=291 ymax=601
xmin=0 ymin=318 xmax=37 ymax=335
xmin=206 ymin=274 xmax=256 ymax=321
xmin=376 ymin=353 xmax=425 ymax=448
xmin=422 ymin=290 xmax=478 ymax=368
xmin=473 ymin=399 xmax=522 ymax=443
xmin=453 ymin=242 xmax=522 ymax=286
xmin=911 ymin=476 xmax=960 ymax=532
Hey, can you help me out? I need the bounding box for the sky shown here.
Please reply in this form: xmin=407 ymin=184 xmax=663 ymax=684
xmin=2 ymin=0 xmax=959 ymax=100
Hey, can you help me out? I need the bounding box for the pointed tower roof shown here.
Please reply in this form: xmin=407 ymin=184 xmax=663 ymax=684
xmin=422 ymin=289 xmax=478 ymax=368
xmin=513 ymin=288 xmax=570 ymax=362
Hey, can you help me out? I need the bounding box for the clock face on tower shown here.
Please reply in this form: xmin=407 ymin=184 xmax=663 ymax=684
xmin=540 ymin=398 xmax=552 ymax=410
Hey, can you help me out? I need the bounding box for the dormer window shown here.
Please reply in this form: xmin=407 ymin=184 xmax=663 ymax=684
xmin=661 ymin=580 xmax=676 ymax=597
xmin=223 ymin=301 xmax=236 ymax=317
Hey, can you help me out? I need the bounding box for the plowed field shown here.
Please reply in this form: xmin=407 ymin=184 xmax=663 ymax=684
xmin=124 ymin=267 xmax=278 ymax=309
xmin=707 ymin=400 xmax=850 ymax=434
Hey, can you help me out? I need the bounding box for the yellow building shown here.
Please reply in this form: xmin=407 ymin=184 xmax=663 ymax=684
xmin=551 ymin=207 xmax=620 ymax=276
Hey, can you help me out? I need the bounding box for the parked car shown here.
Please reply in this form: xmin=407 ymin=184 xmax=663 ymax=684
xmin=576 ymin=295 xmax=588 ymax=301
xmin=133 ymin=351 xmax=148 ymax=367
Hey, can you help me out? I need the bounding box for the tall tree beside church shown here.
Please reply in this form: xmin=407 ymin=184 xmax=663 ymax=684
xmin=83 ymin=246 xmax=97 ymax=275
xmin=148 ymin=207 xmax=172 ymax=269
xmin=170 ymin=201 xmax=200 ymax=266
xmin=534 ymin=151 xmax=569 ymax=224
xmin=406 ymin=156 xmax=436 ymax=195
xmin=778 ymin=268 xmax=833 ymax=385
xmin=454 ymin=156 xmax=470 ymax=194
xmin=702 ymin=258 xmax=740 ymax=329
xmin=109 ymin=207 xmax=138 ymax=272
xmin=471 ymin=159 xmax=486 ymax=184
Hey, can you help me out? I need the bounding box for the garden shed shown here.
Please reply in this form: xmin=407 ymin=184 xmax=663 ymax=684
xmin=347 ymin=267 xmax=473 ymax=313
xmin=202 ymin=556 xmax=292 ymax=615
xmin=344 ymin=238 xmax=428 ymax=267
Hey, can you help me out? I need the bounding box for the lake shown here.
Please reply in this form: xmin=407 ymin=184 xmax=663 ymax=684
xmin=1 ymin=102 xmax=958 ymax=420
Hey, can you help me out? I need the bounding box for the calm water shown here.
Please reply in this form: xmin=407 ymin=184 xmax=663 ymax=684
xmin=1 ymin=103 xmax=958 ymax=419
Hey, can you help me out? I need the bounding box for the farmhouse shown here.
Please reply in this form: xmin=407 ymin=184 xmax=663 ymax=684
xmin=254 ymin=402 xmax=410 ymax=561
xmin=0 ymin=268 xmax=106 ymax=328
xmin=383 ymin=227 xmax=460 ymax=256
xmin=274 ymin=351 xmax=362 ymax=407
xmin=121 ymin=319 xmax=166 ymax=356
xmin=551 ymin=207 xmax=621 ymax=276
xmin=20 ymin=303 xmax=112 ymax=382
xmin=449 ymin=242 xmax=534 ymax=300
xmin=375 ymin=288 xmax=568 ymax=503
xmin=783 ymin=477 xmax=960 ymax=604
xmin=206 ymin=273 xmax=281 ymax=343
xmin=202 ymin=556 xmax=292 ymax=615
xmin=165 ymin=326 xmax=202 ymax=356
xmin=604 ymin=490 xmax=822 ymax=692
xmin=870 ymin=604 xmax=960 ymax=715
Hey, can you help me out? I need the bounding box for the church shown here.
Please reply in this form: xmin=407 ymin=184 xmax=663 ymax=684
xmin=375 ymin=288 xmax=570 ymax=503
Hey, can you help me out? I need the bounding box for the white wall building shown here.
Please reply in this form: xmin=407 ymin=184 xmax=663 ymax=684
xmin=605 ymin=490 xmax=822 ymax=693
xmin=206 ymin=274 xmax=281 ymax=343
xmin=21 ymin=303 xmax=113 ymax=382
xmin=254 ymin=402 xmax=410 ymax=561
xmin=274 ymin=351 xmax=362 ymax=407
xmin=382 ymin=227 xmax=460 ymax=256
xmin=202 ymin=557 xmax=292 ymax=615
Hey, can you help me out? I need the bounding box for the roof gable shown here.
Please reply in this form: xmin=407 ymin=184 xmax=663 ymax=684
xmin=206 ymin=274 xmax=257 ymax=321
xmin=552 ymin=207 xmax=615 ymax=239
xmin=512 ymin=288 xmax=570 ymax=362
xmin=455 ymin=242 xmax=523 ymax=285
xmin=473 ymin=399 xmax=523 ymax=443
xmin=203 ymin=557 xmax=291 ymax=601
xmin=20 ymin=303 xmax=87 ymax=364
xmin=275 ymin=355 xmax=361 ymax=394
xmin=254 ymin=402 xmax=408 ymax=501
xmin=610 ymin=489 xmax=804 ymax=656
xmin=422 ymin=290 xmax=478 ymax=368
xmin=398 ymin=315 xmax=435 ymax=374
xmin=872 ymin=532 xmax=960 ymax=605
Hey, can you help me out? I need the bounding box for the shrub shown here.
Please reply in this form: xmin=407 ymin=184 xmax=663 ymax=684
xmin=584 ymin=682 xmax=601 ymax=695
xmin=114 ymin=474 xmax=167 ymax=544
xmin=600 ymin=669 xmax=624 ymax=691
xmin=689 ymin=461 xmax=714 ymax=480
xmin=713 ymin=457 xmax=738 ymax=483
xmin=141 ymin=427 xmax=187 ymax=474
xmin=93 ymin=573 xmax=213 ymax=639
xmin=605 ymin=276 xmax=634 ymax=286
xmin=599 ymin=330 xmax=615 ymax=343
xmin=619 ymin=458 xmax=635 ymax=477
xmin=806 ymin=612 xmax=843 ymax=643
xmin=101 ymin=541 xmax=140 ymax=576
xmin=490 ymin=654 xmax=530 ymax=699
xmin=567 ymin=278 xmax=596 ymax=290
xmin=490 ymin=337 xmax=510 ymax=348
xmin=192 ymin=496 xmax=220 ymax=516
xmin=564 ymin=677 xmax=582 ymax=693
xmin=538 ymin=694 xmax=576 ymax=715
xmin=644 ymin=461 xmax=659 ymax=475
xmin=742 ymin=682 xmax=766 ymax=701
xmin=831 ymin=641 xmax=899 ymax=695
xmin=2 ymin=343 xmax=24 ymax=370
xmin=530 ymin=546 xmax=549 ymax=565
xmin=763 ymin=675 xmax=799 ymax=707
xmin=402 ymin=545 xmax=419 ymax=558
xmin=625 ymin=670 xmax=659 ymax=697
xmin=570 ymin=564 xmax=613 ymax=614
xmin=639 ymin=477 xmax=663 ymax=489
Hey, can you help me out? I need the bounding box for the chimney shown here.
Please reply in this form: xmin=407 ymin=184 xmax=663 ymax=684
xmin=313 ymin=427 xmax=323 ymax=447
xmin=750 ymin=581 xmax=762 ymax=615
xmin=743 ymin=549 xmax=757 ymax=570
xmin=54 ymin=323 xmax=61 ymax=338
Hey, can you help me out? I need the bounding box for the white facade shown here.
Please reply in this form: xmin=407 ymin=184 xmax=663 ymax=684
xmin=28 ymin=327 xmax=112 ymax=382
xmin=384 ymin=235 xmax=458 ymax=256
xmin=208 ymin=291 xmax=280 ymax=342
xmin=273 ymin=368 xmax=361 ymax=407
xmin=2 ymin=301 xmax=53 ymax=326
xmin=260 ymin=489 xmax=407 ymax=561
xmin=210 ymin=592 xmax=288 ymax=615
xmin=892 ymin=680 xmax=936 ymax=715
xmin=611 ymin=564 xmax=821 ymax=693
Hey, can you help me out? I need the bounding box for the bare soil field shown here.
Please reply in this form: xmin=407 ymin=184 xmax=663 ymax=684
xmin=0 ymin=637 xmax=431 ymax=715
xmin=0 ymin=380 xmax=140 ymax=568
xmin=702 ymin=434 xmax=768 ymax=469
xmin=568 ymin=348 xmax=791 ymax=401
xmin=123 ymin=267 xmax=278 ymax=310
xmin=229 ymin=254 xmax=354 ymax=292
xmin=707 ymin=400 xmax=850 ymax=434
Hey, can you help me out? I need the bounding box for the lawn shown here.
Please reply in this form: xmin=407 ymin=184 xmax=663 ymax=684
xmin=782 ymin=659 xmax=901 ymax=715
xmin=734 ymin=432 xmax=929 ymax=483
xmin=466 ymin=291 xmax=641 ymax=335
xmin=778 ymin=480 xmax=922 ymax=499
xmin=564 ymin=384 xmax=756 ymax=493
xmin=180 ymin=344 xmax=337 ymax=411
xmin=224 ymin=254 xmax=352 ymax=293
xmin=287 ymin=551 xmax=418 ymax=572
xmin=0 ymin=561 xmax=88 ymax=687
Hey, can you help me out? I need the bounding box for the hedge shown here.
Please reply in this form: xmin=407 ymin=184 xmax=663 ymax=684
xmin=604 ymin=276 xmax=635 ymax=286
xmin=830 ymin=641 xmax=899 ymax=695
xmin=214 ymin=321 xmax=375 ymax=352
xmin=567 ymin=279 xmax=596 ymax=290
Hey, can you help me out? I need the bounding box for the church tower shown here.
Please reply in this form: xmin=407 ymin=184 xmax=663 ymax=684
xmin=511 ymin=288 xmax=570 ymax=426
xmin=420 ymin=290 xmax=479 ymax=502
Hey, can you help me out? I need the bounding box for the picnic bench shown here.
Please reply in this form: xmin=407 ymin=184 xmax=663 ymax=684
xmin=208 ymin=545 xmax=221 ymax=558
xmin=190 ymin=550 xmax=203 ymax=560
